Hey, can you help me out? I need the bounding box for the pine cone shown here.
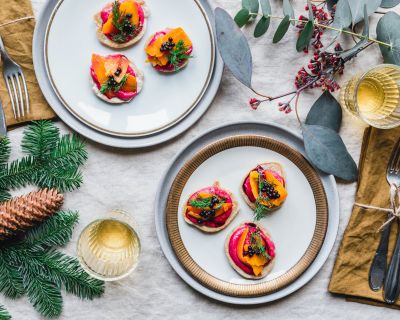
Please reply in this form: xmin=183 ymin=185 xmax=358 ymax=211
xmin=0 ymin=189 xmax=64 ymax=241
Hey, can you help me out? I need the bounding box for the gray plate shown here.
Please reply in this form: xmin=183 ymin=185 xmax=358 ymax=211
xmin=155 ymin=121 xmax=339 ymax=305
xmin=32 ymin=0 xmax=223 ymax=148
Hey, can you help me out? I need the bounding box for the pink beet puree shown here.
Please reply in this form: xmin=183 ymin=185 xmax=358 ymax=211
xmin=228 ymin=223 xmax=275 ymax=275
xmin=147 ymin=30 xmax=193 ymax=71
xmin=185 ymin=186 xmax=232 ymax=228
xmin=242 ymin=169 xmax=285 ymax=203
xmin=90 ymin=54 xmax=138 ymax=101
xmin=100 ymin=1 xmax=145 ymax=40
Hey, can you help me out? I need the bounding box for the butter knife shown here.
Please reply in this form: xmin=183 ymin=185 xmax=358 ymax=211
xmin=0 ymin=98 xmax=6 ymax=137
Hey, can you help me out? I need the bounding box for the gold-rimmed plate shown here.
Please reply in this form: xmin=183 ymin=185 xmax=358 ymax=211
xmin=166 ymin=135 xmax=328 ymax=297
xmin=44 ymin=0 xmax=215 ymax=137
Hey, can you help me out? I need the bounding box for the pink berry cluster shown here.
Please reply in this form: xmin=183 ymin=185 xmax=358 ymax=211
xmin=295 ymin=44 xmax=344 ymax=92
xmin=296 ymin=4 xmax=332 ymax=52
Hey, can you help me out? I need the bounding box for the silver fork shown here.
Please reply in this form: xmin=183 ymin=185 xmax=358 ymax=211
xmin=0 ymin=35 xmax=29 ymax=119
xmin=383 ymin=138 xmax=400 ymax=303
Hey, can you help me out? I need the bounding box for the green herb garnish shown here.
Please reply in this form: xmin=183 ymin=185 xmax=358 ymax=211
xmin=250 ymin=229 xmax=272 ymax=260
xmin=110 ymin=1 xmax=138 ymax=43
xmin=168 ymin=40 xmax=193 ymax=70
xmin=189 ymin=196 xmax=225 ymax=208
xmin=100 ymin=74 xmax=128 ymax=94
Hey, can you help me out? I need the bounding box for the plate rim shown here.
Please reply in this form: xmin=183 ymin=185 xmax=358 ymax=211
xmin=165 ymin=135 xmax=328 ymax=297
xmin=43 ymin=0 xmax=216 ymax=137
xmin=155 ymin=121 xmax=339 ymax=304
xmin=33 ymin=0 xmax=223 ymax=148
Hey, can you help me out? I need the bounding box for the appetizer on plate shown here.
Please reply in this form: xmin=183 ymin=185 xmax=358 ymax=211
xmin=242 ymin=162 xmax=288 ymax=219
xmin=90 ymin=53 xmax=143 ymax=104
xmin=225 ymin=222 xmax=276 ymax=279
xmin=94 ymin=0 xmax=149 ymax=48
xmin=145 ymin=27 xmax=193 ymax=72
xmin=183 ymin=182 xmax=238 ymax=232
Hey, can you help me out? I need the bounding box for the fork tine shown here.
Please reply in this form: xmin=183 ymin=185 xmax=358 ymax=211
xmin=390 ymin=138 xmax=400 ymax=172
xmin=14 ymin=74 xmax=24 ymax=117
xmin=19 ymin=72 xmax=29 ymax=114
xmin=9 ymin=75 xmax=21 ymax=118
xmin=5 ymin=76 xmax=17 ymax=119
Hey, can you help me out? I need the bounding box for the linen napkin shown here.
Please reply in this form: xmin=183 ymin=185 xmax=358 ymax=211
xmin=329 ymin=126 xmax=400 ymax=307
xmin=0 ymin=0 xmax=56 ymax=128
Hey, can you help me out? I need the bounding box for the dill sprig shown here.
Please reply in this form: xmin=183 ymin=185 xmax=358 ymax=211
xmin=250 ymin=229 xmax=272 ymax=260
xmin=168 ymin=40 xmax=192 ymax=70
xmin=110 ymin=1 xmax=137 ymax=43
xmin=100 ymin=74 xmax=128 ymax=94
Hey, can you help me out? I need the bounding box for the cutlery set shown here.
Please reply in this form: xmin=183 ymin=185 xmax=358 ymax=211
xmin=369 ymin=138 xmax=400 ymax=303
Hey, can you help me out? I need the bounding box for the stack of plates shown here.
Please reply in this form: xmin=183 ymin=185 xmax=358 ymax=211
xmin=33 ymin=0 xmax=223 ymax=148
xmin=155 ymin=122 xmax=339 ymax=304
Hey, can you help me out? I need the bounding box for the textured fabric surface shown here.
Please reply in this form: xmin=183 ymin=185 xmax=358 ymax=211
xmin=329 ymin=127 xmax=400 ymax=307
xmin=3 ymin=0 xmax=400 ymax=318
xmin=0 ymin=0 xmax=56 ymax=127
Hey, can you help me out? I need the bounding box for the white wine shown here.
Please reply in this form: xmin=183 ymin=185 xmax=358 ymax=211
xmin=77 ymin=210 xmax=140 ymax=281
xmin=340 ymin=64 xmax=400 ymax=129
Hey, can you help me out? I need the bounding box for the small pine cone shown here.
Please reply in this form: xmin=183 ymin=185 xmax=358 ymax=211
xmin=0 ymin=188 xmax=64 ymax=241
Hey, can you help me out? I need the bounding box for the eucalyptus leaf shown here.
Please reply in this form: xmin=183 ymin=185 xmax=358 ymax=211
xmin=215 ymin=7 xmax=253 ymax=88
xmin=340 ymin=5 xmax=369 ymax=61
xmin=348 ymin=0 xmax=381 ymax=24
xmin=273 ymin=15 xmax=290 ymax=43
xmin=243 ymin=0 xmax=259 ymax=14
xmin=260 ymin=0 xmax=272 ymax=16
xmin=376 ymin=11 xmax=400 ymax=65
xmin=380 ymin=0 xmax=400 ymax=8
xmin=254 ymin=16 xmax=271 ymax=37
xmin=307 ymin=0 xmax=314 ymax=22
xmin=296 ymin=21 xmax=314 ymax=52
xmin=327 ymin=0 xmax=338 ymax=11
xmin=305 ymin=91 xmax=342 ymax=132
xmin=234 ymin=8 xmax=251 ymax=27
xmin=302 ymin=124 xmax=358 ymax=181
xmin=283 ymin=0 xmax=295 ymax=25
xmin=331 ymin=0 xmax=352 ymax=30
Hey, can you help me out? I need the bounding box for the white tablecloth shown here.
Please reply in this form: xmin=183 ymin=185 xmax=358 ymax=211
xmin=4 ymin=0 xmax=399 ymax=318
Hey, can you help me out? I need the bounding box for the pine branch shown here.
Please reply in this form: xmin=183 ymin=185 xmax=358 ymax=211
xmin=0 ymin=156 xmax=38 ymax=190
xmin=32 ymin=251 xmax=104 ymax=300
xmin=21 ymin=261 xmax=63 ymax=318
xmin=21 ymin=120 xmax=60 ymax=160
xmin=49 ymin=134 xmax=88 ymax=169
xmin=35 ymin=167 xmax=83 ymax=193
xmin=0 ymin=137 xmax=10 ymax=168
xmin=0 ymin=189 xmax=11 ymax=203
xmin=22 ymin=211 xmax=79 ymax=250
xmin=0 ymin=250 xmax=25 ymax=298
xmin=0 ymin=305 xmax=11 ymax=320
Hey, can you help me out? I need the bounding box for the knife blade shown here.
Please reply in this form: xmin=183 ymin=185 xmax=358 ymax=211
xmin=0 ymin=99 xmax=6 ymax=137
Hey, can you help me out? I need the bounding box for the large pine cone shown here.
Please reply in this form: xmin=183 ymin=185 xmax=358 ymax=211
xmin=0 ymin=189 xmax=64 ymax=241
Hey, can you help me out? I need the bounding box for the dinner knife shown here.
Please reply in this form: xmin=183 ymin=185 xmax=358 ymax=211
xmin=0 ymin=98 xmax=6 ymax=137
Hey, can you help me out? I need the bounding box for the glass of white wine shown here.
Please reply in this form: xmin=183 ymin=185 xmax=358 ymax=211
xmin=340 ymin=64 xmax=400 ymax=129
xmin=77 ymin=209 xmax=141 ymax=281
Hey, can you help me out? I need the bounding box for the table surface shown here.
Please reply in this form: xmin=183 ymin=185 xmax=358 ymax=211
xmin=5 ymin=0 xmax=400 ymax=318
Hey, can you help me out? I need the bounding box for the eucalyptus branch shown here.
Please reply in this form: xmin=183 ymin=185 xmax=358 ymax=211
xmin=252 ymin=13 xmax=392 ymax=48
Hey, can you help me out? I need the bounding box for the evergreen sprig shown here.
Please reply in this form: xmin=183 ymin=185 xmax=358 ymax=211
xmin=0 ymin=305 xmax=11 ymax=320
xmin=0 ymin=121 xmax=88 ymax=201
xmin=0 ymin=211 xmax=105 ymax=318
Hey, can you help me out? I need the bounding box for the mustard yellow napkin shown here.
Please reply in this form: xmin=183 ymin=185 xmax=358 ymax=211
xmin=0 ymin=0 xmax=56 ymax=128
xmin=329 ymin=126 xmax=400 ymax=307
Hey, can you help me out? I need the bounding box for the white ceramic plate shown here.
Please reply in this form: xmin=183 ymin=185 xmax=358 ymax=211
xmin=155 ymin=121 xmax=339 ymax=304
xmin=178 ymin=146 xmax=317 ymax=284
xmin=45 ymin=0 xmax=214 ymax=137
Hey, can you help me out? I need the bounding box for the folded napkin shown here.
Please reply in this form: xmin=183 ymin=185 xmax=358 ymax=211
xmin=0 ymin=0 xmax=56 ymax=128
xmin=329 ymin=126 xmax=400 ymax=307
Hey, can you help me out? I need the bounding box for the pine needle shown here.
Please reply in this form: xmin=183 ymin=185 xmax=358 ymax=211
xmin=23 ymin=211 xmax=79 ymax=250
xmin=0 ymin=137 xmax=10 ymax=168
xmin=0 ymin=304 xmax=11 ymax=320
xmin=21 ymin=120 xmax=60 ymax=160
xmin=0 ymin=251 xmax=25 ymax=298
